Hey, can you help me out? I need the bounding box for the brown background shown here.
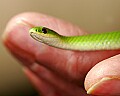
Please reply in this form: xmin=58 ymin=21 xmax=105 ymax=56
xmin=0 ymin=0 xmax=120 ymax=95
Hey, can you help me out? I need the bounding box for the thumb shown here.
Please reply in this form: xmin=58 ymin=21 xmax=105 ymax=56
xmin=85 ymin=54 xmax=120 ymax=95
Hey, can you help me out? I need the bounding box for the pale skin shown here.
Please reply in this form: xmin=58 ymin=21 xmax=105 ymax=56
xmin=2 ymin=12 xmax=120 ymax=96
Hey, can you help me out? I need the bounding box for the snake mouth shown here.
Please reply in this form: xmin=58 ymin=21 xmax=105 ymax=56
xmin=30 ymin=32 xmax=43 ymax=42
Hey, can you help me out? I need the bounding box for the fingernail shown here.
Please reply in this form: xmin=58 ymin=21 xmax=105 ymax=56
xmin=87 ymin=77 xmax=120 ymax=95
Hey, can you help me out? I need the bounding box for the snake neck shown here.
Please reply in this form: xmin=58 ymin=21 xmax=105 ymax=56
xmin=42 ymin=36 xmax=75 ymax=50
xmin=41 ymin=35 xmax=62 ymax=48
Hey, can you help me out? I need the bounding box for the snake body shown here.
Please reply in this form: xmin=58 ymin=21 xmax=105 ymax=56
xmin=29 ymin=26 xmax=120 ymax=51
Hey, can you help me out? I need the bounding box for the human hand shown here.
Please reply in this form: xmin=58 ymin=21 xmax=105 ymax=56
xmin=2 ymin=12 xmax=120 ymax=96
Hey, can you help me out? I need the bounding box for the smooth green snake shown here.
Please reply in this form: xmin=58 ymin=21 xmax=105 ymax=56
xmin=29 ymin=26 xmax=120 ymax=51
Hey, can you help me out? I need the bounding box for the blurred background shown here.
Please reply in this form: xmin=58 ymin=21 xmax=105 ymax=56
xmin=0 ymin=0 xmax=120 ymax=96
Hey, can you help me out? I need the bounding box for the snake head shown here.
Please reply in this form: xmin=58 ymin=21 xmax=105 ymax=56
xmin=29 ymin=26 xmax=61 ymax=44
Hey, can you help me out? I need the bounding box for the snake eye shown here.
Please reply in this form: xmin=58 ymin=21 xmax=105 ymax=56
xmin=42 ymin=27 xmax=47 ymax=34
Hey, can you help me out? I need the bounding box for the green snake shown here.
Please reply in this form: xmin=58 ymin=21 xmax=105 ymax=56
xmin=29 ymin=26 xmax=120 ymax=51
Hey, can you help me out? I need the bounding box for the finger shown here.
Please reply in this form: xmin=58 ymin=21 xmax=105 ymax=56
xmin=3 ymin=12 xmax=120 ymax=82
xmin=85 ymin=54 xmax=120 ymax=95
xmin=23 ymin=67 xmax=65 ymax=96
xmin=29 ymin=63 xmax=89 ymax=96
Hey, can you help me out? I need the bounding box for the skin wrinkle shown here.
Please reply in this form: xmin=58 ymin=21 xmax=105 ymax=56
xmin=37 ymin=71 xmax=74 ymax=96
xmin=53 ymin=50 xmax=73 ymax=79
xmin=32 ymin=64 xmax=69 ymax=96
xmin=31 ymin=63 xmax=88 ymax=96
xmin=79 ymin=52 xmax=94 ymax=74
xmin=24 ymin=65 xmax=64 ymax=96
xmin=76 ymin=52 xmax=86 ymax=80
xmin=64 ymin=51 xmax=90 ymax=87
xmin=69 ymin=51 xmax=90 ymax=81
xmin=66 ymin=51 xmax=81 ymax=80
xmin=66 ymin=51 xmax=77 ymax=78
xmin=34 ymin=58 xmax=76 ymax=86
xmin=66 ymin=51 xmax=86 ymax=86
xmin=34 ymin=48 xmax=71 ymax=80
xmin=55 ymin=50 xmax=83 ymax=82
xmin=74 ymin=51 xmax=96 ymax=86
